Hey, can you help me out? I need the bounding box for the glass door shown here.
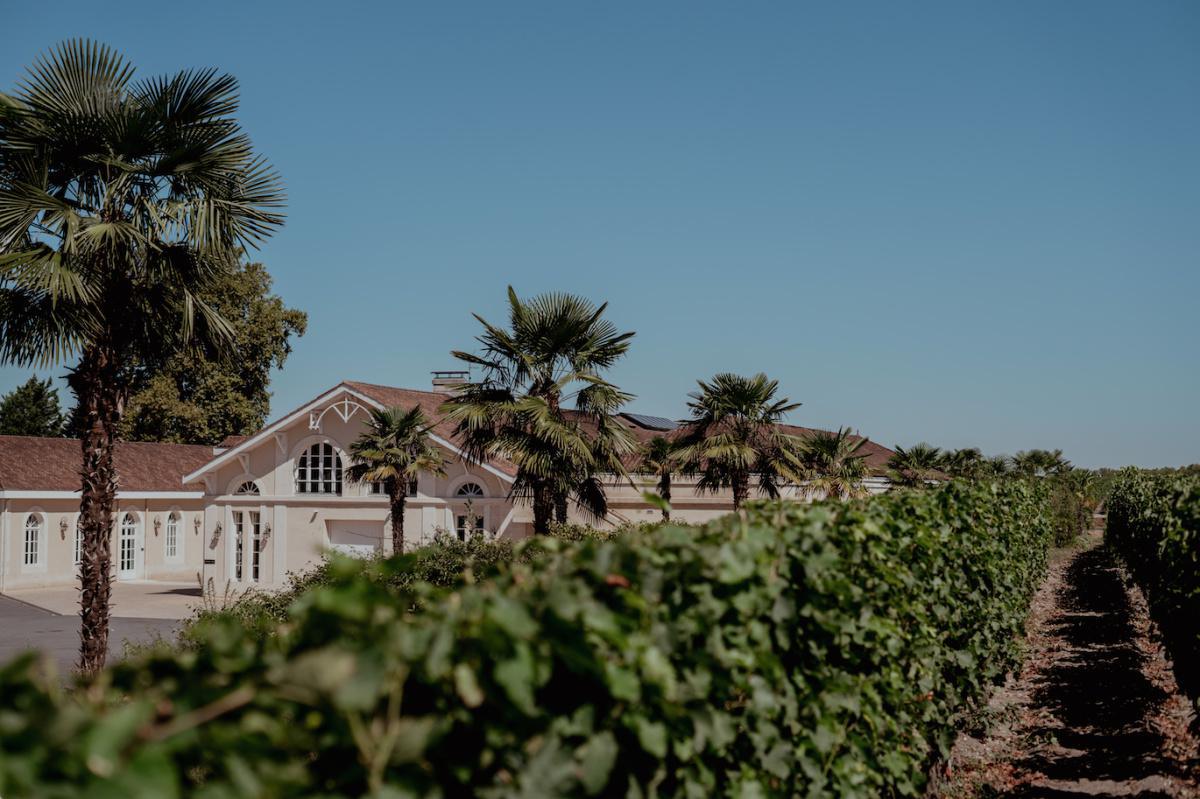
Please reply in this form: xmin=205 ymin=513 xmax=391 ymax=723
xmin=232 ymin=510 xmax=261 ymax=582
xmin=117 ymin=513 xmax=139 ymax=579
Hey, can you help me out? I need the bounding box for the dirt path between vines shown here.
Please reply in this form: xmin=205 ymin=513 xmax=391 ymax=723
xmin=935 ymin=531 xmax=1200 ymax=798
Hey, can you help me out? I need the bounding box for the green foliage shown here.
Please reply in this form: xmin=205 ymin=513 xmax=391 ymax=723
xmin=1106 ymin=470 xmax=1200 ymax=697
xmin=0 ymin=482 xmax=1050 ymax=798
xmin=115 ymin=262 xmax=306 ymax=445
xmin=1010 ymin=448 xmax=1070 ymax=478
xmin=442 ymin=287 xmax=637 ymax=532
xmin=886 ymin=442 xmax=945 ymax=487
xmin=184 ymin=533 xmax=525 ymax=640
xmin=346 ymin=405 xmax=446 ymax=552
xmin=796 ymin=426 xmax=870 ymax=499
xmin=675 ymin=372 xmax=805 ymax=507
xmin=0 ymin=40 xmax=285 ymax=372
xmin=0 ymin=375 xmax=65 ymax=436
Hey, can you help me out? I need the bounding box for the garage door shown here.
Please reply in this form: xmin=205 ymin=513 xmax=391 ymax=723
xmin=326 ymin=520 xmax=384 ymax=557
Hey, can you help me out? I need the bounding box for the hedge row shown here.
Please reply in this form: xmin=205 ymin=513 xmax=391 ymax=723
xmin=1106 ymin=469 xmax=1200 ymax=696
xmin=178 ymin=525 xmax=626 ymax=646
xmin=0 ymin=481 xmax=1050 ymax=798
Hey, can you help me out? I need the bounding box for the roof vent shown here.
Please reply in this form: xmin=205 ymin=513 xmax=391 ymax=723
xmin=431 ymin=370 xmax=471 ymax=394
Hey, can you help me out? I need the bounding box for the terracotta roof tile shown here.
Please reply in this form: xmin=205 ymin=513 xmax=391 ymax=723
xmin=0 ymin=436 xmax=212 ymax=492
xmin=338 ymin=383 xmax=892 ymax=475
xmin=342 ymin=381 xmax=519 ymax=476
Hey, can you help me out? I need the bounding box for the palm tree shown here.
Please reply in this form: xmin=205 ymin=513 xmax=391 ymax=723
xmin=983 ymin=454 xmax=1013 ymax=478
xmin=0 ymin=42 xmax=284 ymax=672
xmin=638 ymin=435 xmax=685 ymax=520
xmin=675 ymin=373 xmax=804 ymax=510
xmin=886 ymin=443 xmax=944 ymax=488
xmin=943 ymin=447 xmax=987 ymax=480
xmin=1011 ymin=448 xmax=1071 ymax=478
xmin=798 ymin=427 xmax=870 ymax=500
xmin=347 ymin=406 xmax=446 ymax=554
xmin=441 ymin=288 xmax=637 ymax=535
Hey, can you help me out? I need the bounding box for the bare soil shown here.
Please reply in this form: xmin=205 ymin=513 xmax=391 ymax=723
xmin=933 ymin=531 xmax=1200 ymax=798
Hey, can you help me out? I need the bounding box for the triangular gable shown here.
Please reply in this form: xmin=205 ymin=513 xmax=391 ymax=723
xmin=182 ymin=382 xmax=515 ymax=486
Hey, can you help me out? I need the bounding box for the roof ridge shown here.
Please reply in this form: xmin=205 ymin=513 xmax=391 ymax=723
xmin=341 ymin=380 xmax=448 ymax=399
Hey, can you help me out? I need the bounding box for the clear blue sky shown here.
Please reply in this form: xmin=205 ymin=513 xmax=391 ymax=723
xmin=3 ymin=2 xmax=1198 ymax=468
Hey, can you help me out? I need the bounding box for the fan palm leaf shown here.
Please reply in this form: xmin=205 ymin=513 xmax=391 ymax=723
xmin=675 ymin=372 xmax=804 ymax=509
xmin=442 ymin=287 xmax=635 ymax=533
xmin=798 ymin=427 xmax=870 ymax=500
xmin=347 ymin=406 xmax=446 ymax=554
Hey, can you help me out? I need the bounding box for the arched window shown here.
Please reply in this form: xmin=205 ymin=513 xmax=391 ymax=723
xmin=456 ymin=482 xmax=485 ymax=498
xmin=296 ymin=442 xmax=342 ymax=495
xmin=165 ymin=512 xmax=181 ymax=559
xmin=23 ymin=514 xmax=41 ymax=566
xmin=235 ymin=481 xmax=260 ymax=495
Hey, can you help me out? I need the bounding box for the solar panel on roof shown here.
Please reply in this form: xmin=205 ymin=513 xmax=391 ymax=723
xmin=621 ymin=413 xmax=681 ymax=431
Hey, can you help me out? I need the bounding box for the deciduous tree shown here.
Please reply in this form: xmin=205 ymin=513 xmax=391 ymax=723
xmin=0 ymin=375 xmax=65 ymax=436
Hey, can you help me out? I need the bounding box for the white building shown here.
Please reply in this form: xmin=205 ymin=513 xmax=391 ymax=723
xmin=0 ymin=379 xmax=895 ymax=591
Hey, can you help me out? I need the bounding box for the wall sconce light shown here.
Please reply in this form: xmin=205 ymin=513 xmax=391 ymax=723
xmin=213 ymin=521 xmax=223 ymax=537
xmin=193 ymin=515 xmax=202 ymax=535
xmin=59 ymin=517 xmax=69 ymax=539
xmin=262 ymin=522 xmax=272 ymax=543
xmin=153 ymin=515 xmax=162 ymax=536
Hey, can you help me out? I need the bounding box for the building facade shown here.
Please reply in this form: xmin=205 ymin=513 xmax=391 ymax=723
xmin=0 ymin=379 xmax=895 ymax=592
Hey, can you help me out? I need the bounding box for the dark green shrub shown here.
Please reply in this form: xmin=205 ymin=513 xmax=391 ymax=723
xmin=1047 ymin=475 xmax=1092 ymax=546
xmin=0 ymin=481 xmax=1050 ymax=798
xmin=1106 ymin=469 xmax=1200 ymax=697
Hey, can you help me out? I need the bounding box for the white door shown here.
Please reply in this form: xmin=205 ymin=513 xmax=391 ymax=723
xmin=117 ymin=513 xmax=140 ymax=579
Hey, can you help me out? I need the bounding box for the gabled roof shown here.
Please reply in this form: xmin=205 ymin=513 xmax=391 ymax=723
xmin=0 ymin=435 xmax=212 ymax=493
xmin=186 ymin=380 xmax=898 ymax=485
xmin=184 ymin=381 xmax=519 ymax=484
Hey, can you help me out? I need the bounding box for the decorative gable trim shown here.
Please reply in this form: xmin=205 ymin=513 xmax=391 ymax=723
xmin=183 ymin=383 xmax=516 ymax=487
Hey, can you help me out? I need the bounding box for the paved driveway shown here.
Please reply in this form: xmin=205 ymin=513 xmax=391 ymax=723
xmin=6 ymin=580 xmax=202 ymax=620
xmin=0 ymin=594 xmax=181 ymax=675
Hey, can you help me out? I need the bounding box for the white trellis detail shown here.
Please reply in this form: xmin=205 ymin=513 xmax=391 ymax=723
xmin=309 ymin=397 xmax=368 ymax=431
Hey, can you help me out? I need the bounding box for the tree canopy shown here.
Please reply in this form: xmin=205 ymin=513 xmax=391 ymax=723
xmin=114 ymin=261 xmax=305 ymax=444
xmin=676 ymin=372 xmax=804 ymax=509
xmin=442 ymin=287 xmax=637 ymax=534
xmin=0 ymin=375 xmax=66 ymax=437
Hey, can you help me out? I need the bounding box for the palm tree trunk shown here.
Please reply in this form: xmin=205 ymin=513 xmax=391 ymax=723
xmin=68 ymin=343 xmax=124 ymax=674
xmin=531 ymin=481 xmax=553 ymax=535
xmin=732 ymin=472 xmax=749 ymax=510
xmin=389 ymin=479 xmax=406 ymax=554
xmin=553 ymin=491 xmax=569 ymax=525
xmin=659 ymin=472 xmax=671 ymax=521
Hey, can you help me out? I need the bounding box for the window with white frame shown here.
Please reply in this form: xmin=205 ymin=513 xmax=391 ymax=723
xmin=74 ymin=519 xmax=82 ymax=565
xmin=296 ymin=442 xmax=342 ymax=495
xmin=455 ymin=514 xmax=484 ymax=541
xmin=235 ymin=481 xmax=260 ymax=495
xmin=455 ymin=481 xmax=485 ymax=498
xmin=23 ymin=514 xmax=41 ymax=567
xmin=165 ymin=511 xmax=181 ymax=559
